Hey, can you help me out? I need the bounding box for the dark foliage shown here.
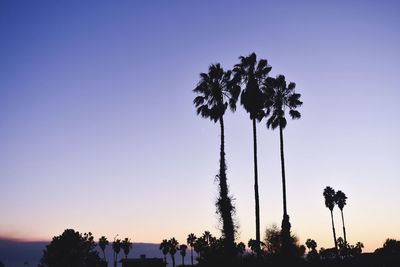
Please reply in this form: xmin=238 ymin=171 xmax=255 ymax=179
xmin=38 ymin=229 xmax=104 ymax=267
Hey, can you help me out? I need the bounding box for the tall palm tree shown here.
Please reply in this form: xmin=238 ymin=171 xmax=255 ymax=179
xmin=335 ymin=190 xmax=348 ymax=245
xmin=121 ymin=238 xmax=132 ymax=259
xmin=179 ymin=244 xmax=188 ymax=266
xmin=98 ymin=236 xmax=109 ymax=261
xmin=264 ymin=74 xmax=302 ymax=255
xmin=186 ymin=233 xmax=197 ymax=265
xmin=193 ymin=63 xmax=240 ymax=256
xmin=159 ymin=239 xmax=170 ymax=263
xmin=323 ymin=186 xmax=338 ymax=252
xmin=234 ymin=52 xmax=271 ymax=255
xmin=112 ymin=239 xmax=122 ymax=267
xmin=168 ymin=238 xmax=179 ymax=267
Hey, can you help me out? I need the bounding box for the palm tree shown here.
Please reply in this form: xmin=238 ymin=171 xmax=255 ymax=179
xmin=121 ymin=238 xmax=132 ymax=259
xmin=234 ymin=52 xmax=271 ymax=255
xmin=323 ymin=186 xmax=338 ymax=252
xmin=98 ymin=236 xmax=109 ymax=261
xmin=187 ymin=233 xmax=197 ymax=265
xmin=264 ymin=74 xmax=302 ymax=255
xmin=305 ymin=239 xmax=317 ymax=252
xmin=112 ymin=238 xmax=122 ymax=267
xmin=193 ymin=63 xmax=240 ymax=256
xmin=335 ymin=190 xmax=348 ymax=245
xmin=168 ymin=238 xmax=179 ymax=267
xmin=179 ymin=244 xmax=188 ymax=265
xmin=159 ymin=239 xmax=170 ymax=263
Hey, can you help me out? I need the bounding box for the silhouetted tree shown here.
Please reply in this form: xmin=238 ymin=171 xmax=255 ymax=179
xmin=335 ymin=190 xmax=348 ymax=246
xmin=112 ymin=239 xmax=121 ymax=267
xmin=186 ymin=233 xmax=197 ymax=265
xmin=323 ymin=186 xmax=338 ymax=253
xmin=305 ymin=239 xmax=317 ymax=252
xmin=234 ymin=52 xmax=271 ymax=256
xmin=98 ymin=236 xmax=109 ymax=261
xmin=193 ymin=63 xmax=240 ymax=257
xmin=248 ymin=239 xmax=265 ymax=255
xmin=159 ymin=239 xmax=170 ymax=263
xmin=38 ymin=229 xmax=103 ymax=267
xmin=264 ymin=74 xmax=302 ymax=256
xmin=193 ymin=237 xmax=206 ymax=260
xmin=168 ymin=238 xmax=179 ymax=267
xmin=121 ymin=238 xmax=132 ymax=259
xmin=179 ymin=244 xmax=188 ymax=265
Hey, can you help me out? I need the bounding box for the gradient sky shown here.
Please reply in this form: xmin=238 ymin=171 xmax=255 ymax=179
xmin=1 ymin=0 xmax=399 ymax=253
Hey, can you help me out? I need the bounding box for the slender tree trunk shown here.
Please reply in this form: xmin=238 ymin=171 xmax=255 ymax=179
xmin=252 ymin=118 xmax=261 ymax=256
xmin=191 ymin=248 xmax=193 ymax=265
xmin=330 ymin=209 xmax=338 ymax=251
xmin=279 ymin=125 xmax=287 ymax=216
xmin=279 ymin=125 xmax=291 ymax=256
xmin=102 ymin=250 xmax=106 ymax=261
xmin=182 ymin=255 xmax=185 ymax=266
xmin=218 ymin=117 xmax=235 ymax=257
xmin=171 ymin=254 xmax=176 ymax=267
xmin=341 ymin=209 xmax=347 ymax=245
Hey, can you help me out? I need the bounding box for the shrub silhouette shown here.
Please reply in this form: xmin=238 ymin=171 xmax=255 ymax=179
xmin=38 ymin=229 xmax=104 ymax=267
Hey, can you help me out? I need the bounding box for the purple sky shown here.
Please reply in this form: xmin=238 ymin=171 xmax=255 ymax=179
xmin=1 ymin=0 xmax=399 ymax=252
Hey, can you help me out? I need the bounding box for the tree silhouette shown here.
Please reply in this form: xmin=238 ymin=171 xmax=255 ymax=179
xmin=179 ymin=244 xmax=188 ymax=265
xmin=121 ymin=238 xmax=132 ymax=259
xmin=38 ymin=229 xmax=103 ymax=267
xmin=234 ymin=52 xmax=271 ymax=256
xmin=264 ymin=74 xmax=302 ymax=256
xmin=187 ymin=233 xmax=197 ymax=265
xmin=335 ymin=190 xmax=348 ymax=246
xmin=98 ymin=236 xmax=109 ymax=262
xmin=112 ymin=238 xmax=121 ymax=267
xmin=323 ymin=186 xmax=338 ymax=252
xmin=305 ymin=239 xmax=317 ymax=252
xmin=168 ymin=238 xmax=179 ymax=267
xmin=193 ymin=63 xmax=240 ymax=257
xmin=159 ymin=239 xmax=170 ymax=263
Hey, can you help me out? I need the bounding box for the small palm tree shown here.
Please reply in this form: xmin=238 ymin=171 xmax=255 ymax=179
xmin=186 ymin=233 xmax=197 ymax=265
xmin=264 ymin=74 xmax=302 ymax=255
xmin=159 ymin=239 xmax=170 ymax=263
xmin=323 ymin=186 xmax=338 ymax=252
xmin=305 ymin=239 xmax=317 ymax=253
xmin=335 ymin=190 xmax=348 ymax=245
xmin=168 ymin=238 xmax=179 ymax=267
xmin=179 ymin=244 xmax=188 ymax=265
xmin=112 ymin=238 xmax=122 ymax=267
xmin=98 ymin=236 xmax=109 ymax=261
xmin=234 ymin=52 xmax=271 ymax=256
xmin=193 ymin=63 xmax=240 ymax=256
xmin=121 ymin=238 xmax=132 ymax=259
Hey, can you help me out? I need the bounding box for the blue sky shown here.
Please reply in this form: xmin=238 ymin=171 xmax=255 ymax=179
xmin=0 ymin=0 xmax=399 ymax=252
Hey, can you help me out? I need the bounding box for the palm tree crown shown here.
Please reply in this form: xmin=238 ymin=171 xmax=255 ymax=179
xmin=335 ymin=190 xmax=347 ymax=210
xmin=234 ymin=52 xmax=271 ymax=120
xmin=264 ymin=75 xmax=303 ymax=130
xmin=323 ymin=186 xmax=336 ymax=211
xmin=193 ymin=63 xmax=240 ymax=122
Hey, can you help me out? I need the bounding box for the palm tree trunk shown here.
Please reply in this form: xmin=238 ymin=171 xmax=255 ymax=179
xmin=182 ymin=255 xmax=185 ymax=266
xmin=279 ymin=125 xmax=292 ymax=256
xmin=330 ymin=209 xmax=338 ymax=251
xmin=279 ymin=125 xmax=287 ymax=216
xmin=252 ymin=118 xmax=261 ymax=256
xmin=171 ymin=255 xmax=176 ymax=267
xmin=191 ymin=248 xmax=193 ymax=265
xmin=341 ymin=209 xmax=347 ymax=245
xmin=218 ymin=116 xmax=235 ymax=256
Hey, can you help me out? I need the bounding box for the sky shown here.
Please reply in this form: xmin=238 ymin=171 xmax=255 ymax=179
xmin=0 ymin=0 xmax=399 ymax=253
